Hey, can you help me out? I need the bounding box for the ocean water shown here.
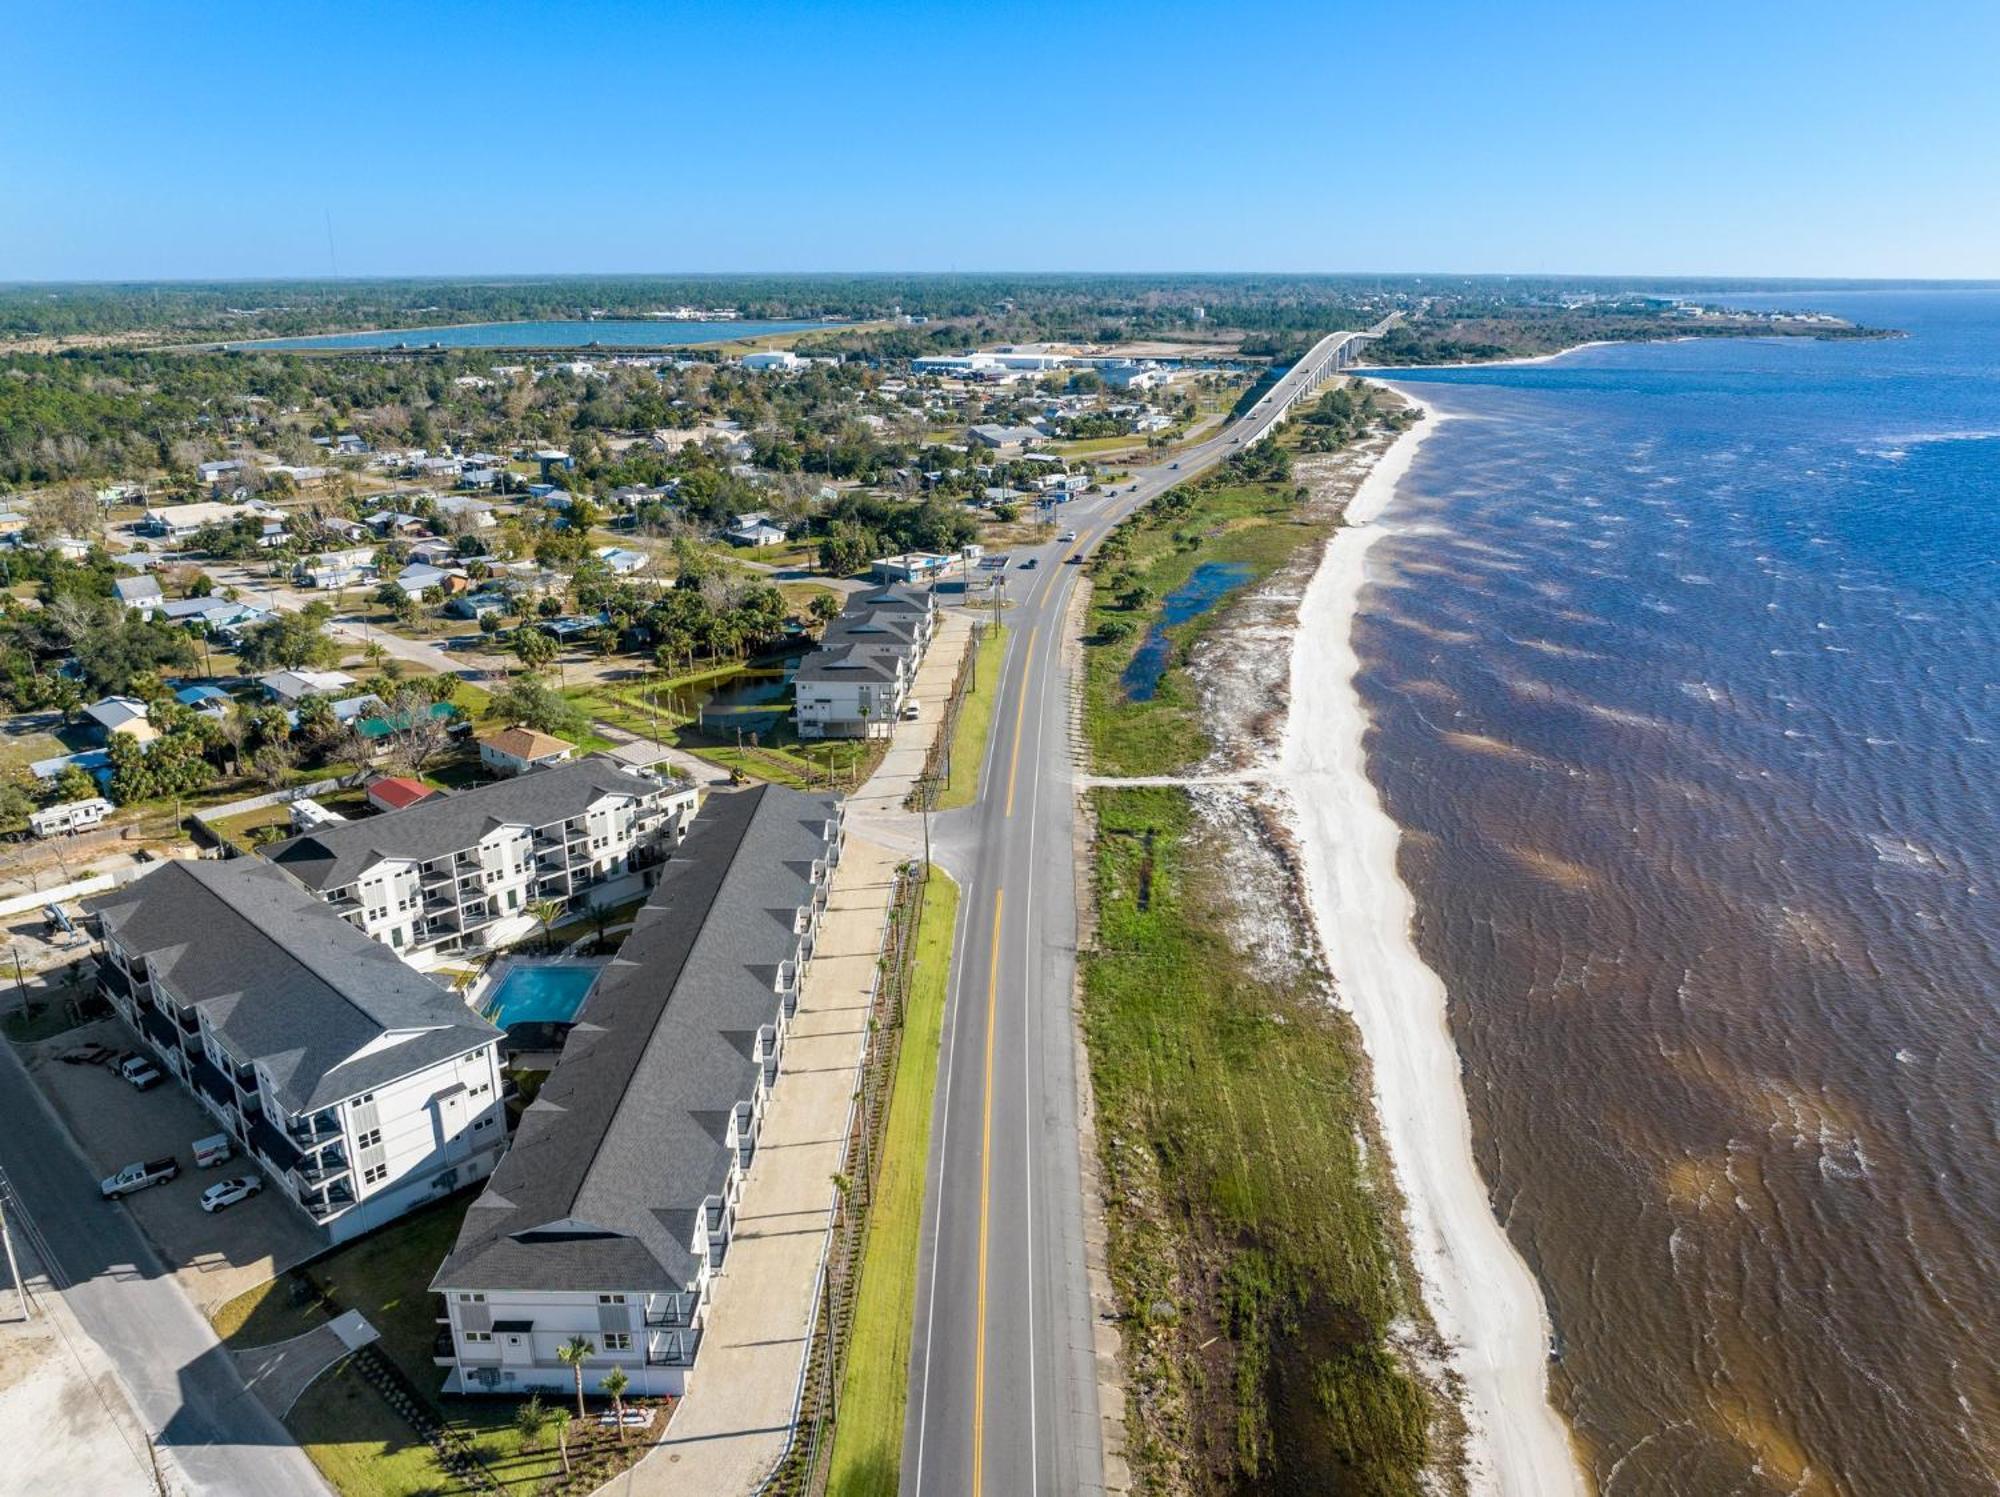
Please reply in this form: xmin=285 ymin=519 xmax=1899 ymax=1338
xmin=1361 ymin=292 xmax=2000 ymax=1494
xmin=226 ymin=317 xmax=826 ymax=350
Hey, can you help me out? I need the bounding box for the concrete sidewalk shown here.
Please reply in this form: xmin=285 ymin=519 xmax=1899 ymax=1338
xmin=598 ymin=612 xmax=972 ymax=1497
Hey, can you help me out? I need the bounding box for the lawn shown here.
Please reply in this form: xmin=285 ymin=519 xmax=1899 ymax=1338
xmin=933 ymin=624 xmax=1008 ymax=811
xmin=1080 ymin=788 xmax=1428 ymax=1491
xmin=212 ymin=1195 xmax=650 ymax=1495
xmin=1082 ymin=481 xmax=1329 ymax=778
xmin=826 ymin=868 xmax=960 ymax=1497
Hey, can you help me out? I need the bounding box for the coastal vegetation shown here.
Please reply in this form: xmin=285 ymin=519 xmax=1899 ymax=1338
xmin=1082 ymin=451 xmax=1325 ymax=777
xmin=1082 ymin=787 xmax=1433 ymax=1494
xmin=1076 ymin=393 xmax=1450 ymax=1493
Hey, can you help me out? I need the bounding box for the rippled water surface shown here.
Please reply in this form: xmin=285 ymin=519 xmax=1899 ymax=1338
xmin=1362 ymin=291 xmax=2000 ymax=1495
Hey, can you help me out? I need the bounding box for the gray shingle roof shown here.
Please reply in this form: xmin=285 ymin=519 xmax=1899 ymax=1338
xmin=433 ymin=783 xmax=837 ymax=1296
xmin=88 ymin=859 xmax=499 ymax=1115
xmin=265 ymin=758 xmax=668 ymax=893
xmin=793 ymin=644 xmax=904 ymax=685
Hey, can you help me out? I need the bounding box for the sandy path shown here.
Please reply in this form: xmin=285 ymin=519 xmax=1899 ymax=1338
xmin=1277 ymin=389 xmax=1587 ymax=1495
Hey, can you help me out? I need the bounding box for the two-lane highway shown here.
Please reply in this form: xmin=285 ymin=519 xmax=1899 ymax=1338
xmin=904 ymin=325 xmax=1387 ymax=1495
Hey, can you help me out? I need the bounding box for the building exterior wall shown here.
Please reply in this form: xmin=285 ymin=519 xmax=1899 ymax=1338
xmin=97 ymin=935 xmax=506 ymax=1244
xmin=318 ymin=782 xmax=696 ymax=958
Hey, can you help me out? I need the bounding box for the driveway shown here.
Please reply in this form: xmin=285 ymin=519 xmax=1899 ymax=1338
xmin=20 ymin=1017 xmax=325 ymax=1313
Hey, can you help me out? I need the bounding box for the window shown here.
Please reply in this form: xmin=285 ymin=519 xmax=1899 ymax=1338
xmin=597 ymin=1294 xmax=626 ymax=1305
xmin=357 ymin=1128 xmax=382 ymax=1150
xmin=390 ymin=928 xmax=404 ymax=948
xmin=464 ymin=1330 xmax=492 ymax=1343
xmin=459 ymin=1292 xmax=485 ymax=1303
xmin=603 ymin=1332 xmax=631 ymax=1352
xmin=363 ymin=1164 xmax=387 ymax=1185
xmin=475 ymin=1116 xmax=494 ymax=1129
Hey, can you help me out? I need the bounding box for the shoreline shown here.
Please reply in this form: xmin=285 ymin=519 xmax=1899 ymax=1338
xmin=1355 ymin=338 xmax=1616 ymax=373
xmin=1275 ymin=388 xmax=1586 ymax=1493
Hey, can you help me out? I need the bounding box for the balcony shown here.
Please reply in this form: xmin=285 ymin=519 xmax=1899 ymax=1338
xmin=288 ymin=1109 xmax=340 ymax=1145
xmin=645 ymin=1326 xmax=701 ymax=1368
xmin=294 ymin=1149 xmax=351 ymax=1188
xmin=298 ymin=1181 xmax=357 ymax=1220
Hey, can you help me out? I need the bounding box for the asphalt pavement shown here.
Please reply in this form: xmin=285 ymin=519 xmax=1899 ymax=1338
xmin=899 ymin=338 xmax=1374 ymax=1496
xmin=0 ymin=1039 xmax=333 ymax=1495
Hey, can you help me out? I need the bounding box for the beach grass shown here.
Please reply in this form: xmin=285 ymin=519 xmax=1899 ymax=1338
xmin=826 ymin=868 xmax=960 ymax=1497
xmin=933 ymin=623 xmax=1009 ymax=811
xmin=1081 ymin=786 xmax=1429 ymax=1492
xmin=1082 ymin=480 xmax=1330 ymax=777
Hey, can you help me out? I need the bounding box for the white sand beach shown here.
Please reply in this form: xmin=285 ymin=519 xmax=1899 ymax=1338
xmin=1277 ymin=388 xmax=1586 ymax=1495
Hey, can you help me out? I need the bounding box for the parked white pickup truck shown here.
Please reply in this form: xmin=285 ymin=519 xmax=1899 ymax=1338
xmin=100 ymin=1157 xmax=179 ymax=1199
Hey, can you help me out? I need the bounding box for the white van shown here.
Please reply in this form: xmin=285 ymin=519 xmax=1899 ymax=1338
xmin=193 ymin=1134 xmax=234 ymax=1169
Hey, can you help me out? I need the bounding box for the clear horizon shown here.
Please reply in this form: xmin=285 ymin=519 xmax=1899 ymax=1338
xmin=5 ymin=0 xmax=1996 ymax=283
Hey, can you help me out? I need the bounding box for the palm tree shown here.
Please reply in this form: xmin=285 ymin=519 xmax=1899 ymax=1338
xmin=550 ymin=1406 xmax=573 ymax=1476
xmin=529 ymin=897 xmax=567 ymax=952
xmin=602 ymin=1366 xmax=630 ymax=1443
xmin=556 ymin=1335 xmax=592 ymax=1421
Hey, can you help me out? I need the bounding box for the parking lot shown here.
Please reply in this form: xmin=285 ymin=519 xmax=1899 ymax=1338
xmin=19 ymin=1017 xmax=325 ymax=1314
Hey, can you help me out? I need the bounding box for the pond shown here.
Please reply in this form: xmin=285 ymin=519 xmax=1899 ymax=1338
xmin=674 ymin=668 xmax=793 ymax=739
xmin=1118 ymin=561 xmax=1257 ymax=702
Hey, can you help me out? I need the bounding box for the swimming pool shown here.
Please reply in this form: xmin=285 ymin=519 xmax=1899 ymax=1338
xmin=480 ymin=963 xmax=601 ymax=1028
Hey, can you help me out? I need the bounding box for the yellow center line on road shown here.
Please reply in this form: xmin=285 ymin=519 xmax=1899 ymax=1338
xmin=1004 ymin=627 xmax=1039 ymax=817
xmin=972 ymin=885 xmax=1004 ymax=1497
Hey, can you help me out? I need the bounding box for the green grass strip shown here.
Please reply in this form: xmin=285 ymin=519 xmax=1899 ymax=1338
xmin=827 ymin=867 xmax=962 ymax=1497
xmin=933 ymin=624 xmax=1009 ymax=811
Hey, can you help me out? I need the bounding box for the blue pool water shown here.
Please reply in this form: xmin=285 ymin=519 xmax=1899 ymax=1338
xmin=1119 ymin=561 xmax=1256 ymax=701
xmin=226 ymin=318 xmax=828 ymax=351
xmin=480 ymin=964 xmax=600 ymax=1027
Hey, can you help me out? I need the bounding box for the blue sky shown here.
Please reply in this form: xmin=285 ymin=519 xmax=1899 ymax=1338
xmin=4 ymin=0 xmax=1995 ymax=281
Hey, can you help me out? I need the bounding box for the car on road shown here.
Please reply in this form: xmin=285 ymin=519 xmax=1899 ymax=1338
xmin=60 ymin=1043 xmax=115 ymax=1066
xmin=101 ymin=1158 xmax=179 ymax=1199
xmin=1019 ymin=557 xmax=1038 ymax=569
xmin=900 ymin=702 xmax=921 ymax=721
xmin=199 ymin=1176 xmax=264 ymax=1213
xmin=1058 ymin=530 xmax=1077 ymax=542
xmin=1170 ymin=461 xmax=1180 ymax=469
xmin=1066 ymin=554 xmax=1083 ymax=564
xmin=118 ymin=1055 xmax=164 ymax=1090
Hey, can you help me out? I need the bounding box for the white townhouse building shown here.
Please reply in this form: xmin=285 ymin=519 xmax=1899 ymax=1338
xmin=263 ymin=758 xmax=699 ymax=959
xmin=792 ymin=585 xmax=939 ymax=740
xmin=432 ymin=784 xmax=842 ymax=1397
xmin=90 ymin=859 xmax=507 ymax=1244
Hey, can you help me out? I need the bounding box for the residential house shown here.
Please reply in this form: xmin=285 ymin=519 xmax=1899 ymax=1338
xmin=260 ymin=669 xmax=358 ymax=706
xmin=297 ymin=547 xmax=378 ymax=590
xmin=725 ymin=513 xmax=787 ymax=548
xmin=113 ymin=575 xmax=165 ymax=610
xmin=367 ymin=777 xmax=437 ymax=814
xmin=447 ymin=592 xmax=509 ymax=622
xmin=397 ymin=563 xmax=470 ymax=598
xmin=89 ymin=859 xmax=507 ymax=1244
xmin=174 ymin=684 xmax=233 ymax=719
xmin=478 ymin=727 xmax=575 ymax=777
xmin=263 ymin=758 xmax=699 ymax=960
xmin=594 ymin=546 xmax=648 ymax=576
xmin=431 ymin=785 xmax=841 ymax=1396
xmin=82 ymin=696 xmax=156 ymax=745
